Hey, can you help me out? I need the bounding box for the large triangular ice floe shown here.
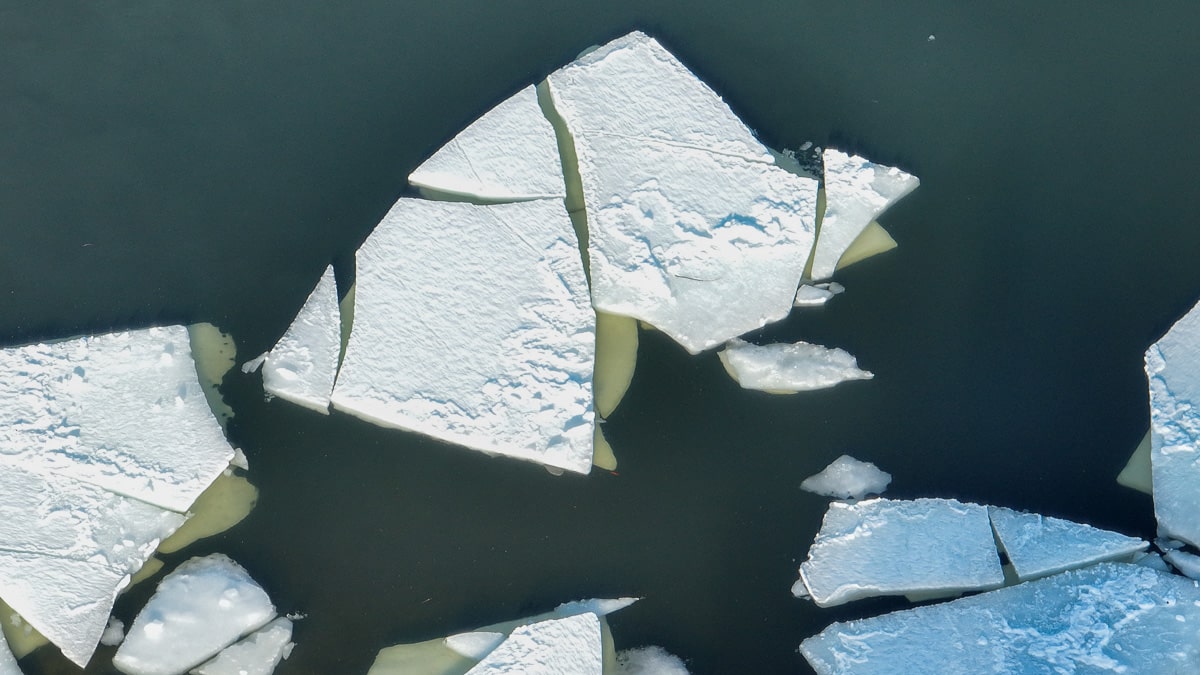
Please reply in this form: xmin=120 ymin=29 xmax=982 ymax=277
xmin=260 ymin=265 xmax=341 ymax=414
xmin=464 ymin=612 xmax=603 ymax=675
xmin=988 ymin=505 xmax=1147 ymax=581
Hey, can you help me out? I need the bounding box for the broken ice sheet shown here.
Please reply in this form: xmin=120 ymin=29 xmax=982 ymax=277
xmin=793 ymin=281 xmax=845 ymax=308
xmin=259 ymin=265 xmax=341 ymax=414
xmin=615 ymin=646 xmax=690 ymax=674
xmin=719 ymin=338 xmax=872 ymax=394
xmin=330 ymin=198 xmax=596 ymax=474
xmin=192 ymin=617 xmax=294 ymax=675
xmin=987 ymin=505 xmax=1147 ymax=582
xmin=800 ymin=563 xmax=1200 ymax=674
xmin=0 ymin=629 xmax=17 ymax=675
xmin=465 ymin=612 xmax=602 ymax=675
xmin=797 ymin=498 xmax=1003 ymax=607
xmin=800 ymin=455 xmax=891 ymax=500
xmin=1146 ymin=297 xmax=1200 ymax=547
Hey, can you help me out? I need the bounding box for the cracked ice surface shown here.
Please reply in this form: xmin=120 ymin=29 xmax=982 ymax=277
xmin=800 ymin=563 xmax=1200 ymax=674
xmin=465 ymin=612 xmax=603 ymax=675
xmin=987 ymin=506 xmax=1146 ymax=582
xmin=193 ymin=617 xmax=294 ymax=675
xmin=547 ymin=32 xmax=818 ymax=353
xmin=719 ymin=338 xmax=872 ymax=393
xmin=260 ymin=265 xmax=341 ymax=414
xmin=1147 ymin=298 xmax=1200 ymax=548
xmin=330 ymin=198 xmax=596 ymax=474
xmin=798 ymin=498 xmax=1003 ymax=607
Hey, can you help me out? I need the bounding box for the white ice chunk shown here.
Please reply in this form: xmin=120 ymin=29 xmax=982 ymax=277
xmin=547 ymin=33 xmax=818 ymax=353
xmin=101 ymin=617 xmax=126 ymax=647
xmin=719 ymin=338 xmax=872 ymax=393
xmin=192 ymin=617 xmax=294 ymax=675
xmin=800 ymin=563 xmax=1200 ymax=675
xmin=987 ymin=506 xmax=1147 ymax=581
xmin=445 ymin=632 xmax=506 ymax=660
xmin=261 ymin=265 xmax=341 ymax=414
xmin=464 ymin=612 xmax=602 ymax=675
xmin=800 ymin=455 xmax=891 ymax=500
xmin=1164 ymin=549 xmax=1200 ymax=580
xmin=1147 ymin=298 xmax=1200 ymax=548
xmin=0 ymin=326 xmax=235 ymax=512
xmin=113 ymin=555 xmax=276 ymax=675
xmin=808 ymin=149 xmax=919 ymax=281
xmin=0 ymin=629 xmax=17 ymax=675
xmin=409 ymin=85 xmax=565 ymax=202
xmin=331 ymin=198 xmax=596 ymax=474
xmin=554 ymin=597 xmax=639 ymax=618
xmin=615 ymin=646 xmax=690 ymax=674
xmin=793 ymin=282 xmax=845 ymax=307
xmin=798 ymin=498 xmax=1003 ymax=607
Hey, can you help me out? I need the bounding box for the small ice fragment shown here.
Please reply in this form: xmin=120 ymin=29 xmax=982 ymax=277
xmin=799 ymin=141 xmax=813 ymax=151
xmin=1157 ymin=537 xmax=1186 ymax=550
xmin=800 ymin=455 xmax=891 ymax=500
xmin=261 ymin=265 xmax=341 ymax=414
xmin=987 ymin=506 xmax=1147 ymax=581
xmin=615 ymin=646 xmax=690 ymax=674
xmin=1164 ymin=549 xmax=1200 ymax=580
xmin=101 ymin=617 xmax=125 ymax=647
xmin=231 ymin=447 xmax=249 ymax=470
xmin=808 ymin=149 xmax=919 ymax=280
xmin=445 ymin=632 xmax=506 ymax=660
xmin=554 ymin=597 xmax=639 ymax=618
xmin=793 ymin=282 xmax=846 ymax=308
xmin=465 ymin=613 xmax=602 ymax=675
xmin=192 ymin=617 xmax=294 ymax=675
xmin=800 ymin=563 xmax=1200 ymax=674
xmin=408 ymin=85 xmax=566 ymax=202
xmin=1146 ymin=297 xmax=1200 ymax=547
xmin=720 ymin=338 xmax=872 ymax=393
xmin=798 ymin=498 xmax=1003 ymax=607
xmin=790 ymin=577 xmax=811 ymax=599
xmin=1131 ymin=550 xmax=1172 ymax=572
xmin=241 ymin=352 xmax=268 ymax=374
xmin=927 ymin=34 xmax=936 ymax=42
xmin=113 ymin=554 xmax=276 ymax=675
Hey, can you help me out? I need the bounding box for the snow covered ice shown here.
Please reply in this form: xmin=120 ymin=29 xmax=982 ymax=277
xmin=1146 ymin=297 xmax=1200 ymax=548
xmin=797 ymin=498 xmax=1003 ymax=607
xmin=719 ymin=338 xmax=872 ymax=393
xmin=793 ymin=281 xmax=845 ymax=308
xmin=192 ymin=617 xmax=294 ymax=675
xmin=615 ymin=646 xmax=690 ymax=674
xmin=0 ymin=630 xmax=19 ymax=675
xmin=800 ymin=562 xmax=1200 ymax=674
xmin=800 ymin=455 xmax=891 ymax=500
xmin=464 ymin=612 xmax=602 ymax=675
xmin=259 ymin=265 xmax=341 ymax=414
xmin=987 ymin=505 xmax=1146 ymax=581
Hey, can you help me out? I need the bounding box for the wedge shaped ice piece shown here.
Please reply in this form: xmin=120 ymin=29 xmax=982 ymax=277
xmin=800 ymin=563 xmax=1200 ymax=675
xmin=192 ymin=617 xmax=294 ymax=675
xmin=261 ymin=265 xmax=340 ymax=413
xmin=798 ymin=498 xmax=1003 ymax=607
xmin=408 ymin=85 xmax=565 ymax=202
xmin=987 ymin=506 xmax=1147 ymax=581
xmin=1147 ymin=298 xmax=1200 ymax=548
xmin=547 ymin=34 xmax=818 ymax=354
xmin=1117 ymin=430 xmax=1152 ymax=494
xmin=331 ymin=198 xmax=596 ymax=474
xmin=0 ymin=326 xmax=235 ymax=512
xmin=719 ymin=338 xmax=872 ymax=393
xmin=800 ymin=455 xmax=891 ymax=500
xmin=808 ymin=149 xmax=919 ymax=281
xmin=464 ymin=612 xmax=602 ymax=675
xmin=113 ymin=555 xmax=276 ymax=675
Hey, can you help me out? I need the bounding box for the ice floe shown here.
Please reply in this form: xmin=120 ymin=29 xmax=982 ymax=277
xmin=797 ymin=498 xmax=1003 ymax=607
xmin=719 ymin=338 xmax=872 ymax=393
xmin=800 ymin=455 xmax=891 ymax=500
xmin=464 ymin=612 xmax=602 ymax=675
xmin=1146 ymin=298 xmax=1200 ymax=547
xmin=1165 ymin=549 xmax=1200 ymax=580
xmin=0 ymin=630 xmax=18 ymax=675
xmin=793 ymin=282 xmax=845 ymax=308
xmin=987 ymin=505 xmax=1147 ymax=582
xmin=800 ymin=562 xmax=1200 ymax=674
xmin=259 ymin=265 xmax=341 ymax=414
xmin=330 ymin=198 xmax=596 ymax=474
xmin=615 ymin=646 xmax=690 ymax=674
xmin=192 ymin=617 xmax=294 ymax=675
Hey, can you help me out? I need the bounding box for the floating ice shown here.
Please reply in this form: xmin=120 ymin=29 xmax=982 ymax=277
xmin=800 ymin=562 xmax=1200 ymax=674
xmin=101 ymin=617 xmax=125 ymax=647
xmin=807 ymin=149 xmax=919 ymax=281
xmin=1165 ymin=549 xmax=1200 ymax=580
xmin=446 ymin=632 xmax=507 ymax=660
xmin=987 ymin=505 xmax=1147 ymax=581
xmin=113 ymin=554 xmax=276 ymax=675
xmin=800 ymin=455 xmax=891 ymax=500
xmin=615 ymin=646 xmax=690 ymax=674
xmin=0 ymin=630 xmax=18 ymax=675
xmin=719 ymin=338 xmax=872 ymax=394
xmin=465 ymin=612 xmax=602 ymax=675
xmin=330 ymin=198 xmax=596 ymax=474
xmin=192 ymin=617 xmax=294 ymax=675
xmin=793 ymin=282 xmax=845 ymax=308
xmin=409 ymin=85 xmax=566 ymax=202
xmin=1146 ymin=298 xmax=1200 ymax=547
xmin=260 ymin=265 xmax=341 ymax=414
xmin=797 ymin=498 xmax=1003 ymax=607
xmin=546 ymin=32 xmax=819 ymax=354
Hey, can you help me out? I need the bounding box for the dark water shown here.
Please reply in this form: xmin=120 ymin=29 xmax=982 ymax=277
xmin=2 ymin=2 xmax=1200 ymax=673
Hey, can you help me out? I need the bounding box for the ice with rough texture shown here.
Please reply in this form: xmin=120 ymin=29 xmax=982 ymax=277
xmin=261 ymin=265 xmax=341 ymax=414
xmin=0 ymin=627 xmax=20 ymax=675
xmin=1147 ymin=298 xmax=1200 ymax=548
xmin=464 ymin=612 xmax=602 ymax=675
xmin=408 ymin=85 xmax=565 ymax=202
xmin=615 ymin=646 xmax=690 ymax=674
xmin=798 ymin=498 xmax=1003 ymax=607
xmin=808 ymin=149 xmax=919 ymax=280
xmin=800 ymin=563 xmax=1200 ymax=674
xmin=331 ymin=198 xmax=596 ymax=474
xmin=794 ymin=282 xmax=845 ymax=307
xmin=547 ymin=32 xmax=818 ymax=354
xmin=987 ymin=506 xmax=1146 ymax=581
xmin=719 ymin=338 xmax=872 ymax=393
xmin=1165 ymin=549 xmax=1200 ymax=580
xmin=113 ymin=555 xmax=276 ymax=675
xmin=800 ymin=455 xmax=891 ymax=500
xmin=193 ymin=617 xmax=294 ymax=675
xmin=101 ymin=618 xmax=126 ymax=647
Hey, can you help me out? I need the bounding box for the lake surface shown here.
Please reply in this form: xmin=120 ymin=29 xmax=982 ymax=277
xmin=2 ymin=2 xmax=1199 ymax=673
